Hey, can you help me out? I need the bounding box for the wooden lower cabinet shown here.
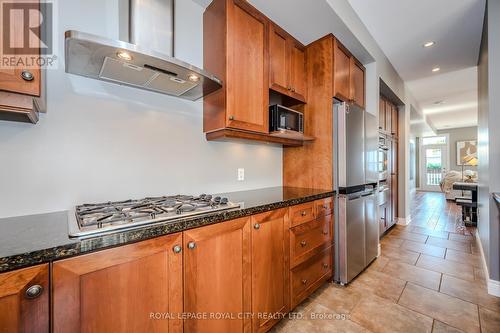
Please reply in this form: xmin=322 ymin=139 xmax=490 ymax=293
xmin=251 ymin=209 xmax=290 ymax=332
xmin=52 ymin=234 xmax=183 ymax=333
xmin=0 ymin=264 xmax=49 ymax=333
xmin=183 ymin=217 xmax=252 ymax=333
xmin=290 ymin=214 xmax=333 ymax=267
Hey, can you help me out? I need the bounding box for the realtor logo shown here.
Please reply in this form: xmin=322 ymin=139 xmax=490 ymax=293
xmin=0 ymin=0 xmax=57 ymax=68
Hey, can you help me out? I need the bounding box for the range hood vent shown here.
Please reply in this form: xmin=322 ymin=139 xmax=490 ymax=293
xmin=64 ymin=0 xmax=222 ymax=101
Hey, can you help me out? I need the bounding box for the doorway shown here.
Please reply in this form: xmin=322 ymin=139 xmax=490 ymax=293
xmin=419 ymin=135 xmax=449 ymax=191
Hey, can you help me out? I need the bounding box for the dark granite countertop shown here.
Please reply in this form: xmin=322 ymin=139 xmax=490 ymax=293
xmin=0 ymin=186 xmax=334 ymax=273
xmin=494 ymin=193 xmax=500 ymax=205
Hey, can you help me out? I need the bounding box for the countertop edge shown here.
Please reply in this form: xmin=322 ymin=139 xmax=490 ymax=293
xmin=0 ymin=190 xmax=335 ymax=273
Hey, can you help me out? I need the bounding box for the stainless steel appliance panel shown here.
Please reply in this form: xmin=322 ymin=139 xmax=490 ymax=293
xmin=335 ymin=102 xmax=365 ymax=188
xmin=365 ymin=112 xmax=379 ymax=184
xmin=364 ymin=191 xmax=378 ymax=264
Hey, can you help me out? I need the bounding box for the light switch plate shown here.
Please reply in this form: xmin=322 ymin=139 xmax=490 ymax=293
xmin=237 ymin=168 xmax=245 ymax=181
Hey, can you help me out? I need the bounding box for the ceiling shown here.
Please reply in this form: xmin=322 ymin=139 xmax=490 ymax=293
xmin=347 ymin=0 xmax=485 ymax=130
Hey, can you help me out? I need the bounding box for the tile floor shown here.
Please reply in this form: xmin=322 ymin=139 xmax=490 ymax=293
xmin=272 ymin=192 xmax=500 ymax=333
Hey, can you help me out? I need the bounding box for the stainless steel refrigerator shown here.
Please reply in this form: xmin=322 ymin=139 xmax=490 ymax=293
xmin=334 ymin=99 xmax=379 ymax=284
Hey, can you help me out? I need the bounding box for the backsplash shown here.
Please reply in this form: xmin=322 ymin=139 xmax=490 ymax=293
xmin=0 ymin=0 xmax=282 ymax=218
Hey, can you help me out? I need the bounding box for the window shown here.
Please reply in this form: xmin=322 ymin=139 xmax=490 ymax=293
xmin=422 ymin=136 xmax=447 ymax=145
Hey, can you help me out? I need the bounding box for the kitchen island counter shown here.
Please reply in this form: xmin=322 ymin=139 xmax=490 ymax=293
xmin=0 ymin=187 xmax=334 ymax=273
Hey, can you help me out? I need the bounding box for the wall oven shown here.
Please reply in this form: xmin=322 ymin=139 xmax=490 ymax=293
xmin=378 ymin=135 xmax=389 ymax=181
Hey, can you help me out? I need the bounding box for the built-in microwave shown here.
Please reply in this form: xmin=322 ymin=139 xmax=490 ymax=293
xmin=269 ymin=104 xmax=304 ymax=134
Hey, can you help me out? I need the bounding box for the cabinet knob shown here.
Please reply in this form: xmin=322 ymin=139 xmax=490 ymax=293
xmin=172 ymin=245 xmax=182 ymax=253
xmin=21 ymin=70 xmax=34 ymax=81
xmin=25 ymin=285 xmax=43 ymax=299
xmin=301 ymin=279 xmax=307 ymax=285
xmin=301 ymin=211 xmax=307 ymax=217
xmin=323 ymin=263 xmax=329 ymax=269
xmin=254 ymin=223 xmax=260 ymax=230
xmin=300 ymin=240 xmax=307 ymax=247
xmin=187 ymin=241 xmax=196 ymax=250
xmin=291 ymin=87 xmax=296 ymax=92
xmin=228 ymin=115 xmax=235 ymax=120
xmin=322 ymin=230 xmax=328 ymax=235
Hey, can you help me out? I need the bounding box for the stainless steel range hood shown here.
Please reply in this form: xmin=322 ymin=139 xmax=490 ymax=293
xmin=64 ymin=0 xmax=222 ymax=101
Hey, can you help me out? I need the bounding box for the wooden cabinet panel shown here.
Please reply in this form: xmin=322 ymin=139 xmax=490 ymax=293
xmin=290 ymin=246 xmax=332 ymax=309
xmin=269 ymin=24 xmax=288 ymax=94
xmin=226 ymin=0 xmax=268 ymax=133
xmin=333 ymin=40 xmax=351 ymax=100
xmin=391 ymin=105 xmax=399 ymax=136
xmin=184 ymin=217 xmax=251 ymax=333
xmin=290 ymin=215 xmax=333 ymax=267
xmin=53 ymin=234 xmax=183 ymax=333
xmin=289 ymin=202 xmax=315 ymax=227
xmin=379 ymin=97 xmax=386 ymax=131
xmin=0 ymin=264 xmax=49 ymax=333
xmin=290 ymin=41 xmax=306 ymax=101
xmin=350 ymin=59 xmax=365 ymax=108
xmin=385 ymin=100 xmax=392 ymax=134
xmin=0 ymin=0 xmax=41 ymax=97
xmin=315 ymin=197 xmax=333 ymax=218
xmin=251 ymin=209 xmax=290 ymax=332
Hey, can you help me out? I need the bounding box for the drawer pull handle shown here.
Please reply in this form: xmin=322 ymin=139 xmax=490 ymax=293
xmin=21 ymin=70 xmax=34 ymax=81
xmin=187 ymin=241 xmax=196 ymax=250
xmin=301 ymin=279 xmax=308 ymax=285
xmin=229 ymin=115 xmax=235 ymax=120
xmin=25 ymin=285 xmax=43 ymax=299
xmin=323 ymin=205 xmax=328 ymax=209
xmin=172 ymin=245 xmax=182 ymax=253
xmin=301 ymin=211 xmax=307 ymax=217
xmin=254 ymin=223 xmax=260 ymax=230
xmin=323 ymin=263 xmax=329 ymax=269
xmin=300 ymin=240 xmax=307 ymax=247
xmin=322 ymin=231 xmax=328 ymax=235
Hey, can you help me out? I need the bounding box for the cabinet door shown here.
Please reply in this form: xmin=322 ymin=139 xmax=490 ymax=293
xmin=350 ymin=59 xmax=365 ymax=108
xmin=184 ymin=217 xmax=251 ymax=333
xmin=333 ymin=40 xmax=351 ymax=100
xmin=0 ymin=0 xmax=41 ymax=96
xmin=391 ymin=105 xmax=399 ymax=136
xmin=385 ymin=101 xmax=392 ymax=133
xmin=379 ymin=97 xmax=386 ymax=131
xmin=251 ymin=209 xmax=290 ymax=332
xmin=226 ymin=0 xmax=268 ymax=133
xmin=53 ymin=234 xmax=183 ymax=333
xmin=0 ymin=264 xmax=49 ymax=333
xmin=289 ymin=40 xmax=306 ymax=102
xmin=269 ymin=23 xmax=289 ymax=94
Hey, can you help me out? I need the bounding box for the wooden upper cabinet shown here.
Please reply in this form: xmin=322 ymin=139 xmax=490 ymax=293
xmin=333 ymin=40 xmax=351 ymax=101
xmin=268 ymin=23 xmax=306 ymax=103
xmin=184 ymin=217 xmax=251 ymax=333
xmin=0 ymin=0 xmax=41 ymax=97
xmin=289 ymin=41 xmax=306 ymax=101
xmin=350 ymin=59 xmax=365 ymax=108
xmin=251 ymin=209 xmax=290 ymax=332
xmin=204 ymin=0 xmax=269 ymax=134
xmin=391 ymin=104 xmax=399 ymax=136
xmin=0 ymin=264 xmax=49 ymax=333
xmin=52 ymin=234 xmax=183 ymax=333
xmin=385 ymin=100 xmax=392 ymax=134
xmin=269 ymin=24 xmax=289 ymax=94
xmin=379 ymin=97 xmax=386 ymax=131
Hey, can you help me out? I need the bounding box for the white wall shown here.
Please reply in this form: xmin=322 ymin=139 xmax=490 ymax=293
xmin=0 ymin=0 xmax=282 ymax=218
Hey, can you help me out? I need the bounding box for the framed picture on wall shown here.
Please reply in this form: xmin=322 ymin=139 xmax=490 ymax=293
xmin=456 ymin=140 xmax=477 ymax=165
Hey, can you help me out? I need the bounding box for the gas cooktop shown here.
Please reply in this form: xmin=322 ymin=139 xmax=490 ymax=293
xmin=68 ymin=194 xmax=240 ymax=239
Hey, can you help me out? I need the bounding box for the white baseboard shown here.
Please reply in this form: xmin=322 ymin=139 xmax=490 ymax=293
xmin=397 ymin=215 xmax=411 ymax=226
xmin=475 ymin=229 xmax=500 ymax=297
xmin=377 ymin=244 xmax=381 ymax=257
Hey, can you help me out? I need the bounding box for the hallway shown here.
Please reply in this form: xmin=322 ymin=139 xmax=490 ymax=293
xmin=272 ymin=192 xmax=500 ymax=333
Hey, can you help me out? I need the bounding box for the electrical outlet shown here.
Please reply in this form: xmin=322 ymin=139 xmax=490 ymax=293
xmin=237 ymin=168 xmax=245 ymax=181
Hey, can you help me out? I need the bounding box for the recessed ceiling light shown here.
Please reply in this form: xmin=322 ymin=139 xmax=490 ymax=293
xmin=423 ymin=41 xmax=435 ymax=48
xmin=433 ymin=100 xmax=445 ymax=105
xmin=116 ymin=51 xmax=133 ymax=61
xmin=432 ymin=67 xmax=440 ymax=72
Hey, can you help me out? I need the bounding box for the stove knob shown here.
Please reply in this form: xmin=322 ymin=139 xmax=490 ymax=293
xmin=205 ymin=195 xmax=212 ymax=201
xmin=220 ymin=198 xmax=228 ymax=205
xmin=199 ymin=194 xmax=206 ymax=199
xmin=214 ymin=196 xmax=221 ymax=203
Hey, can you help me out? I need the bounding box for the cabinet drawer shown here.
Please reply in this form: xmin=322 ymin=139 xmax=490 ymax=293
xmin=315 ymin=197 xmax=333 ymax=218
xmin=290 ymin=246 xmax=332 ymax=308
xmin=290 ymin=215 xmax=333 ymax=267
xmin=289 ymin=202 xmax=315 ymax=227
